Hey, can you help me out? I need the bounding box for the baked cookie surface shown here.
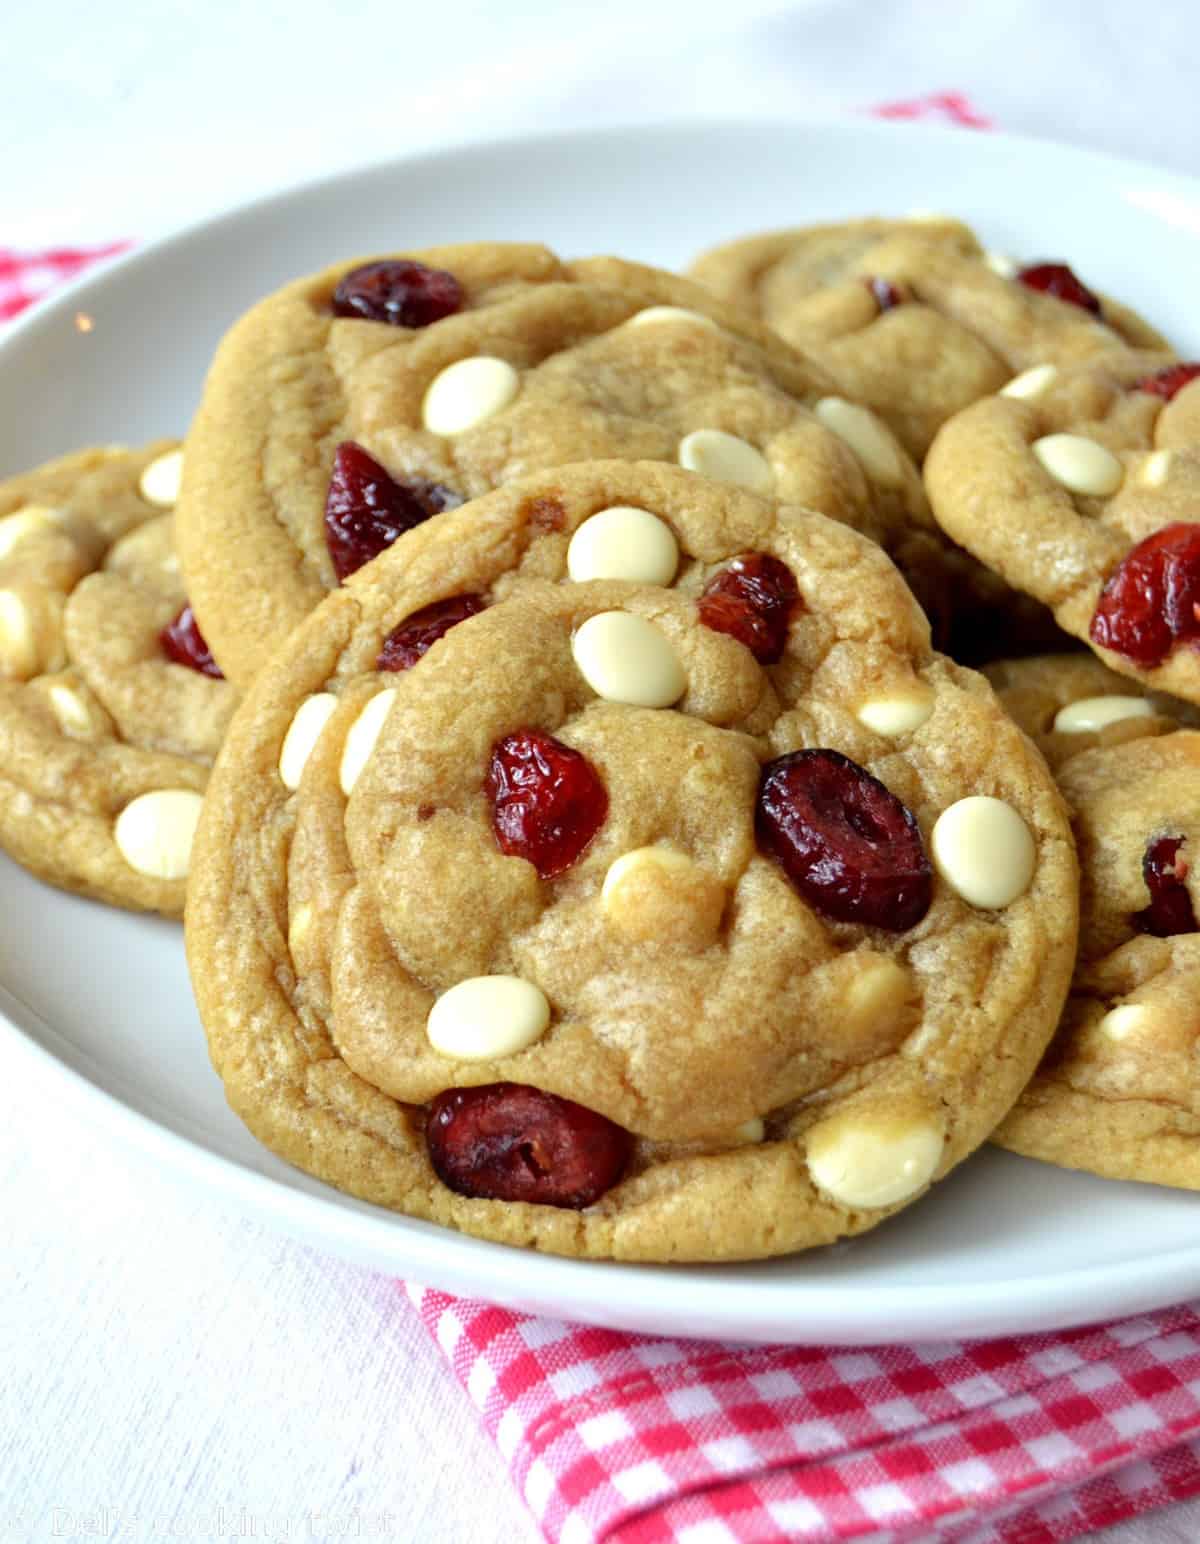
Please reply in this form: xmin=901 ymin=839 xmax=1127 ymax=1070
xmin=186 ymin=461 xmax=1078 ymax=1261
xmin=689 ymin=217 xmax=1171 ymax=460
xmin=925 ymin=354 xmax=1200 ymax=701
xmin=995 ymin=733 xmax=1200 ymax=1187
xmin=175 ymin=242 xmax=938 ymax=686
xmin=0 ymin=444 xmax=237 ymax=915
xmin=984 ymin=652 xmax=1199 ymax=770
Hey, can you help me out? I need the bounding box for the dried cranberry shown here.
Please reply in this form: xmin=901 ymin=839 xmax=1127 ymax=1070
xmin=331 ymin=260 xmax=463 ymax=328
xmin=1090 ymin=523 xmax=1200 ymax=668
xmin=427 ymin=1082 xmax=631 ymax=1208
xmin=324 ymin=441 xmax=462 ymax=582
xmin=487 ymin=729 xmax=608 ymax=880
xmin=159 ymin=604 xmax=223 ymax=679
xmin=1016 ymin=262 xmax=1102 ymax=316
xmin=1133 ymin=363 xmax=1200 ymax=402
xmin=1133 ymin=835 xmax=1198 ymax=936
xmin=377 ymin=594 xmax=486 ymax=671
xmin=866 ymin=276 xmax=903 ymax=312
xmin=698 ymin=552 xmax=800 ymax=664
xmin=756 ymin=748 xmax=932 ymax=931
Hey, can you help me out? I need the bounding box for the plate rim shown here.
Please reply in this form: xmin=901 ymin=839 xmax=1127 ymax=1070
xmin=5 ymin=113 xmax=1200 ymax=1344
xmin=5 ymin=110 xmax=1200 ymax=357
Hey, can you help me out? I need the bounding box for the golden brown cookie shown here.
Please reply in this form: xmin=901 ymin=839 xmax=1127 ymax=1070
xmin=186 ymin=462 xmax=1078 ymax=1262
xmin=925 ymin=354 xmax=1200 ymax=702
xmin=175 ymin=242 xmax=939 ymax=687
xmin=0 ymin=444 xmax=237 ymax=915
xmin=984 ymin=652 xmax=1199 ymax=769
xmin=995 ymin=733 xmax=1200 ymax=1187
xmin=689 ymin=217 xmax=1171 ymax=460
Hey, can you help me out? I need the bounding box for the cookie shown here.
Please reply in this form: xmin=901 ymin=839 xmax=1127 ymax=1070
xmin=175 ymin=242 xmax=938 ymax=687
xmin=995 ymin=733 xmax=1200 ymax=1187
xmin=689 ymin=217 xmax=1171 ymax=460
xmin=0 ymin=443 xmax=237 ymax=915
xmin=925 ymin=353 xmax=1200 ymax=701
xmin=985 ymin=652 xmax=1199 ymax=769
xmin=186 ymin=461 xmax=1078 ymax=1262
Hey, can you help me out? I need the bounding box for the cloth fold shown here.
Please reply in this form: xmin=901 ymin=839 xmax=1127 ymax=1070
xmin=407 ymin=1285 xmax=1200 ymax=1543
xmin=7 ymin=90 xmax=1200 ymax=1544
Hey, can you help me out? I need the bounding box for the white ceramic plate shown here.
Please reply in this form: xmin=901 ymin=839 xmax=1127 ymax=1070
xmin=4 ymin=118 xmax=1200 ymax=1346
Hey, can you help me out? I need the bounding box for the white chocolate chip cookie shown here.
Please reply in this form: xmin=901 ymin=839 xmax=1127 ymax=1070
xmin=174 ymin=242 xmax=941 ymax=687
xmin=925 ymin=354 xmax=1200 ymax=702
xmin=995 ymin=733 xmax=1200 ymax=1187
xmin=186 ymin=461 xmax=1077 ymax=1262
xmin=689 ymin=217 xmax=1171 ymax=459
xmin=0 ymin=444 xmax=237 ymax=915
xmin=984 ymin=652 xmax=1199 ymax=769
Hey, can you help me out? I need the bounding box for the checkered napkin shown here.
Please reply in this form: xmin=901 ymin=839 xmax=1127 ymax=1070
xmin=9 ymin=91 xmax=1200 ymax=1544
xmin=0 ymin=241 xmax=129 ymax=321
xmin=407 ymin=1287 xmax=1200 ymax=1543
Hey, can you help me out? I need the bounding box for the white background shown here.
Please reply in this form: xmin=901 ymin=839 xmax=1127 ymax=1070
xmin=4 ymin=2 xmax=1200 ymax=1540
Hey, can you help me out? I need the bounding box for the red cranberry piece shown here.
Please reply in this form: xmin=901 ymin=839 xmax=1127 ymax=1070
xmin=1133 ymin=363 xmax=1200 ymax=402
xmin=698 ymin=552 xmax=800 ymax=665
xmin=331 ymin=260 xmax=463 ymax=328
xmin=756 ymin=748 xmax=932 ymax=931
xmin=427 ymin=1082 xmax=632 ymax=1208
xmin=325 ymin=441 xmax=462 ymax=582
xmin=159 ymin=604 xmax=223 ymax=679
xmin=1090 ymin=523 xmax=1200 ymax=668
xmin=865 ymin=276 xmax=903 ymax=312
xmin=487 ymin=729 xmax=608 ymax=880
xmin=1133 ymin=835 xmax=1198 ymax=937
xmin=1016 ymin=262 xmax=1102 ymax=316
xmin=377 ymin=594 xmax=486 ymax=671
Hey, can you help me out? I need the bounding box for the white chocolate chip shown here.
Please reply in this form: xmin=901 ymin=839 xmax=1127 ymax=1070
xmin=0 ymin=588 xmax=65 ymax=680
xmin=856 ymin=685 xmax=935 ymax=737
xmin=338 ymin=688 xmax=398 ymax=795
xmin=600 ymin=845 xmax=725 ymax=948
xmin=843 ymin=957 xmax=914 ymax=1040
xmin=279 ymin=692 xmax=339 ymax=791
xmin=0 ymin=589 xmax=37 ymax=677
xmin=677 ymin=429 xmax=773 ymax=494
xmin=1053 ymin=695 xmax=1155 ymax=734
xmin=0 ymin=506 xmax=54 ymax=560
xmin=627 ymin=305 xmax=716 ymax=330
xmin=139 ymin=447 xmax=184 ymax=507
xmin=288 ymin=903 xmax=313 ymax=954
xmin=422 ymin=356 xmax=520 ymax=436
xmin=1032 ymin=434 xmax=1124 ymax=497
xmin=984 ymin=251 xmax=1020 ymax=279
xmin=1141 ymin=449 xmax=1174 ymax=488
xmin=426 ymin=975 xmax=551 ymax=1061
xmin=732 ymin=1119 xmax=765 ymax=1145
xmin=113 ymin=789 xmax=204 ymax=880
xmin=813 ymin=397 xmax=902 ymax=487
xmin=601 ymin=846 xmax=694 ymax=907
xmin=47 ymin=683 xmax=92 ymax=734
xmin=572 ymin=612 xmax=685 ymax=708
xmin=566 ymin=506 xmax=680 ymax=586
xmin=931 ymin=796 xmax=1036 ymax=909
xmin=1001 ymin=364 xmax=1058 ymax=400
xmin=806 ymin=1109 xmax=943 ymax=1209
xmin=1097 ymin=1003 xmax=1151 ymax=1042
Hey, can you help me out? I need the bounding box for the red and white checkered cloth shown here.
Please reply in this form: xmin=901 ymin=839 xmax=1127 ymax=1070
xmin=8 ymin=91 xmax=1200 ymax=1544
xmin=0 ymin=241 xmax=129 ymax=322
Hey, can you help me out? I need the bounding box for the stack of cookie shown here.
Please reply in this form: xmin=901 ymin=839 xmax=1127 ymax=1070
xmin=2 ymin=221 xmax=1196 ymax=1259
